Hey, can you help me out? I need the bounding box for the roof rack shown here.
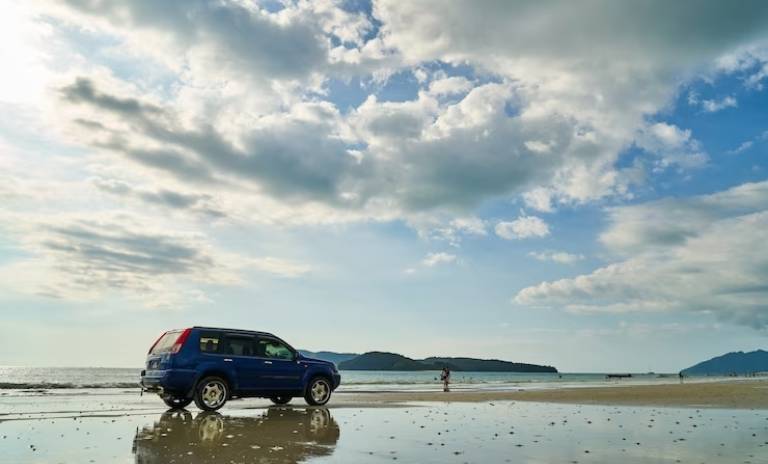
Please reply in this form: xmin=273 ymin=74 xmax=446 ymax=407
xmin=192 ymin=326 xmax=274 ymax=336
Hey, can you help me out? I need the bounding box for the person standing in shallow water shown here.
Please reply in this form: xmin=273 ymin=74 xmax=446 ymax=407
xmin=440 ymin=367 xmax=451 ymax=392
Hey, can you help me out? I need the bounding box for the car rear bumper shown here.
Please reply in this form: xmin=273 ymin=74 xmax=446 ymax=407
xmin=139 ymin=369 xmax=197 ymax=396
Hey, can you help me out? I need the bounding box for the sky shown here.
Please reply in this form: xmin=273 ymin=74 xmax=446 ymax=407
xmin=1 ymin=0 xmax=767 ymax=372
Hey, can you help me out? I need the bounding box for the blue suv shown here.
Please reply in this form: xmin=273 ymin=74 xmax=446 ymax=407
xmin=139 ymin=327 xmax=341 ymax=410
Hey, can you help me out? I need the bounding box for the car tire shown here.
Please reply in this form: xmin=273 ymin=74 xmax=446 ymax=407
xmin=304 ymin=376 xmax=332 ymax=406
xmin=269 ymin=395 xmax=292 ymax=405
xmin=193 ymin=376 xmax=229 ymax=411
xmin=161 ymin=394 xmax=192 ymax=409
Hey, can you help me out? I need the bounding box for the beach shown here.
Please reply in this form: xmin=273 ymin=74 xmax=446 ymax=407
xmin=338 ymin=379 xmax=768 ymax=409
xmin=2 ymin=378 xmax=767 ymax=463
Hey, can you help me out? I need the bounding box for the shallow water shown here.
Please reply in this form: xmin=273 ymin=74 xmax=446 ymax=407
xmin=1 ymin=391 xmax=766 ymax=463
xmin=0 ymin=366 xmax=751 ymax=392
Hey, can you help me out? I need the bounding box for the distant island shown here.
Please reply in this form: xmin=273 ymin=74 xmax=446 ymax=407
xmin=423 ymin=356 xmax=557 ymax=373
xmin=681 ymin=349 xmax=768 ymax=376
xmin=336 ymin=351 xmax=557 ymax=373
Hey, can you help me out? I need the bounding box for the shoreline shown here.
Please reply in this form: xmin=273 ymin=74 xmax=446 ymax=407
xmin=2 ymin=378 xmax=766 ymax=410
xmin=335 ymin=379 xmax=768 ymax=409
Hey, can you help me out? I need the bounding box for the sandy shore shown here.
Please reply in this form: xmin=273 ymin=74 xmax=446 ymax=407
xmin=3 ymin=389 xmax=768 ymax=463
xmin=3 ymin=383 xmax=768 ymax=463
xmin=336 ymin=379 xmax=768 ymax=409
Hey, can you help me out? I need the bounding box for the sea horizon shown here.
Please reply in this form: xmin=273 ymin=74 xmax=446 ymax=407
xmin=2 ymin=365 xmax=756 ymax=395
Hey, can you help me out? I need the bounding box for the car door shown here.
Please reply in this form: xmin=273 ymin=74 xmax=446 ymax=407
xmin=220 ymin=333 xmax=267 ymax=392
xmin=254 ymin=337 xmax=304 ymax=391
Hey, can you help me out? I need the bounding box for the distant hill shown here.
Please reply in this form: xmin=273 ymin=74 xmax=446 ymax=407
xmin=338 ymin=352 xmax=438 ymax=371
xmin=681 ymin=349 xmax=768 ymax=375
xmin=338 ymin=351 xmax=557 ymax=372
xmin=424 ymin=357 xmax=557 ymax=373
xmin=298 ymin=350 xmax=359 ymax=365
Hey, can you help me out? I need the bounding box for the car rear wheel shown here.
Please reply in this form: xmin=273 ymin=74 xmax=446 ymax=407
xmin=193 ymin=376 xmax=229 ymax=411
xmin=161 ymin=394 xmax=192 ymax=409
xmin=269 ymin=395 xmax=292 ymax=405
xmin=304 ymin=377 xmax=332 ymax=406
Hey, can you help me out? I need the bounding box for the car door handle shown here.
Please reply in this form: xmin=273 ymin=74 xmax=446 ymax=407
xmin=224 ymin=358 xmax=233 ymax=362
xmin=264 ymin=361 xmax=273 ymax=365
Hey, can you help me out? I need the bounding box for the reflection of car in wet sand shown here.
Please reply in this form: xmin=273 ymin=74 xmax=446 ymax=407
xmin=133 ymin=407 xmax=340 ymax=464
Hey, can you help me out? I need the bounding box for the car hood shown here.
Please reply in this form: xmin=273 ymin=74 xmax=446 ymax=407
xmin=299 ymin=356 xmax=335 ymax=367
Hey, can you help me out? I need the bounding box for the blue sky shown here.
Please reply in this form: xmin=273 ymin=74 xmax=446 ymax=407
xmin=1 ymin=0 xmax=767 ymax=371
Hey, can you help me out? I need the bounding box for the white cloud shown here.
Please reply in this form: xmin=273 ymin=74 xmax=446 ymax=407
xmin=413 ymin=216 xmax=487 ymax=247
xmin=428 ymin=76 xmax=473 ymax=96
xmin=746 ymin=62 xmax=768 ymax=89
xmin=515 ymin=181 xmax=768 ymax=329
xmin=251 ymin=257 xmax=311 ymax=278
xmin=372 ymin=1 xmax=768 ymax=205
xmin=688 ymin=91 xmax=738 ymax=112
xmin=524 ymin=140 xmax=554 ymax=154
xmin=0 ymin=211 xmax=311 ymax=308
xmin=727 ymin=130 xmax=768 ymax=155
xmin=90 ymin=177 xmax=227 ymax=219
xmin=701 ymin=95 xmax=737 ymax=112
xmin=49 ymin=0 xmax=331 ymax=81
xmin=495 ymin=216 xmax=550 ymax=240
xmin=599 ymin=180 xmax=768 ymax=254
xmin=636 ymin=122 xmax=708 ymax=170
xmin=421 ymin=252 xmax=457 ymax=267
xmin=529 ymin=250 xmax=585 ymax=264
xmin=14 ymin=0 xmax=764 ymax=233
xmin=350 ymin=93 xmax=438 ymax=145
xmin=523 ymin=187 xmax=555 ymax=212
xmin=449 ymin=217 xmax=487 ymax=236
xmin=0 ymin=3 xmax=53 ymax=104
xmin=728 ymin=140 xmax=754 ymax=155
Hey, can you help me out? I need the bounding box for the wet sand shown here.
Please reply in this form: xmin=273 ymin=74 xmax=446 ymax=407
xmin=2 ymin=389 xmax=768 ymax=463
xmin=337 ymin=379 xmax=768 ymax=409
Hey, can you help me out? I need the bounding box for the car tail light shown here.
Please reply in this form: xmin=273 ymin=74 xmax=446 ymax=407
xmin=170 ymin=328 xmax=192 ymax=354
xmin=147 ymin=331 xmax=166 ymax=354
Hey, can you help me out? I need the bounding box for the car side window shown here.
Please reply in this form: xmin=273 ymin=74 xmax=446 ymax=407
xmin=256 ymin=338 xmax=294 ymax=360
xmin=199 ymin=332 xmax=221 ymax=353
xmin=222 ymin=334 xmax=256 ymax=357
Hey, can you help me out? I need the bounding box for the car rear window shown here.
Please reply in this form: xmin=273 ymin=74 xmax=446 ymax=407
xmin=199 ymin=332 xmax=221 ymax=353
xmin=150 ymin=331 xmax=182 ymax=354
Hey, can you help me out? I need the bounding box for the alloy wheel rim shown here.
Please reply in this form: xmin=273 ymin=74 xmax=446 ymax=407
xmin=202 ymin=381 xmax=226 ymax=408
xmin=311 ymin=380 xmax=330 ymax=403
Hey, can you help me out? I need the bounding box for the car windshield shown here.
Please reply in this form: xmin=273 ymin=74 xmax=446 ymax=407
xmin=150 ymin=331 xmax=182 ymax=354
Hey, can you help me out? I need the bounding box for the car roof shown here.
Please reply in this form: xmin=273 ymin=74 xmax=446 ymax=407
xmin=192 ymin=326 xmax=276 ymax=337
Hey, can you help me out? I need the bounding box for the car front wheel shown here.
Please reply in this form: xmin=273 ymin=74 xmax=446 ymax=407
xmin=193 ymin=376 xmax=229 ymax=411
xmin=304 ymin=377 xmax=332 ymax=406
xmin=161 ymin=394 xmax=192 ymax=409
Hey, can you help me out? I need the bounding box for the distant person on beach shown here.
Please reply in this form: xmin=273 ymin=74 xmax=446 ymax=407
xmin=440 ymin=367 xmax=451 ymax=392
xmin=679 ymin=372 xmax=684 ymax=384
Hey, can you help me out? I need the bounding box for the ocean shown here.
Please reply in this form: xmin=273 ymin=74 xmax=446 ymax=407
xmin=0 ymin=366 xmax=716 ymax=392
